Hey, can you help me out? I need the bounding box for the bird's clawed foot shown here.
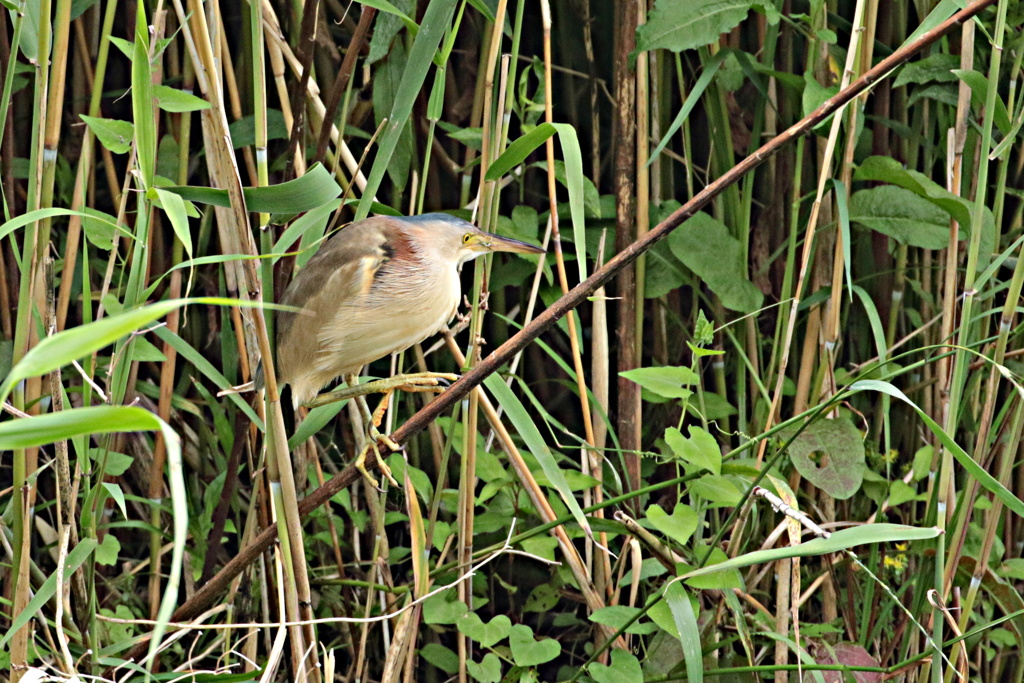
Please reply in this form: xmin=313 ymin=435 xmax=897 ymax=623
xmin=354 ymin=390 xmax=403 ymax=490
xmin=389 ymin=371 xmax=460 ymax=394
xmin=303 ymin=372 xmax=460 ymax=410
xmin=354 ymin=440 xmax=399 ymax=490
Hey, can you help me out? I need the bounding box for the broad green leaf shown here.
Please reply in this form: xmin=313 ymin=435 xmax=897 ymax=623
xmin=129 ymin=335 xmax=166 ymax=362
xmin=649 ymin=597 xmax=679 ymax=639
xmin=644 ymin=239 xmax=686 ymax=298
xmin=153 ymin=187 xmax=193 ymax=258
xmin=466 ymin=653 xmax=502 ymax=683
xmin=684 ymin=547 xmax=743 ymax=590
xmin=80 ymin=115 xmax=133 ymax=154
xmin=288 ymin=400 xmax=348 ymax=449
xmin=665 ymin=582 xmax=703 ymax=683
xmin=589 ymin=649 xmax=643 ymax=683
xmin=589 ymin=606 xmax=657 ymax=635
xmin=524 ymin=582 xmax=560 ymax=612
xmin=620 ymin=365 xmax=699 ymax=400
xmin=508 ymin=624 xmax=560 ymax=667
xmin=520 ymin=535 xmax=559 ymax=562
xmin=102 ymin=482 xmax=129 ymax=520
xmin=683 ymin=523 xmax=941 ymax=579
xmin=374 ymin=39 xmax=413 ymax=192
xmin=95 ymin=533 xmax=121 ymax=566
xmin=689 ymin=474 xmax=742 ymax=506
xmin=912 ymin=445 xmax=934 ymax=482
xmin=108 ymin=35 xmax=133 ymax=59
xmin=802 ymin=72 xmax=839 ymax=119
xmin=163 ymin=162 xmax=341 ymax=214
xmin=782 ymin=417 xmax=865 ymax=499
xmin=457 ymin=613 xmax=512 ymax=647
xmin=850 ymin=186 xmax=949 ymax=249
xmin=81 ymin=207 xmax=122 ymax=250
xmin=889 ymin=480 xmax=920 ymax=506
xmin=893 ymin=53 xmax=959 ymax=88
xmin=636 ymin=0 xmax=755 ymax=53
xmin=16 ymin=0 xmax=41 ymax=61
xmin=668 ymin=212 xmax=764 ymax=312
xmin=852 ymin=156 xmax=996 ymax=267
xmin=91 ymin=449 xmax=134 ymax=477
xmin=854 ymin=156 xmax=984 ymax=228
xmin=154 ymin=84 xmax=211 ymax=112
xmin=647 ymin=503 xmax=698 ymax=545
xmin=422 ymin=591 xmax=468 ymax=624
xmin=420 ymin=643 xmax=459 ymax=674
xmin=666 ymin=425 xmax=722 ymax=475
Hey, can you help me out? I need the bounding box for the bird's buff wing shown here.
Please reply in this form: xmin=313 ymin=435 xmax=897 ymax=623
xmin=275 ymin=222 xmax=392 ymax=390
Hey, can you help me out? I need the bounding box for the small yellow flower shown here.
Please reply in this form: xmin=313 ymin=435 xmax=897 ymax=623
xmin=884 ymin=555 xmax=907 ymax=572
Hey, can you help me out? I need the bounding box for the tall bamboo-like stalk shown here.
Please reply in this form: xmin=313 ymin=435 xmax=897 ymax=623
xmin=458 ymin=5 xmax=510 ymax=677
xmin=613 ymin=0 xmax=641 ymax=498
xmin=936 ymin=3 xmax=1010 ymax=680
xmin=9 ymin=1 xmax=55 ymax=676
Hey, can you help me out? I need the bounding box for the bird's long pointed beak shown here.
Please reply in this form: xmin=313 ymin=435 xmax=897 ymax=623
xmin=479 ymin=232 xmax=546 ymax=254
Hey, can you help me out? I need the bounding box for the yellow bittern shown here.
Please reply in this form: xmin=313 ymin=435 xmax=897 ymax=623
xmin=276 ymin=212 xmax=544 ymax=486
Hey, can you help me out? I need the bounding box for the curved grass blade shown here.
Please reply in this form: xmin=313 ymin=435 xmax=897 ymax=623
xmin=683 ymin=523 xmax=940 ymax=579
xmin=850 ymin=379 xmax=1024 ymax=519
xmin=163 ymin=162 xmax=341 ymax=214
xmin=483 ymin=373 xmax=593 ymax=538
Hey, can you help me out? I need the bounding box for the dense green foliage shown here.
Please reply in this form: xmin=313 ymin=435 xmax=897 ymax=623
xmin=1 ymin=0 xmax=1023 ymax=682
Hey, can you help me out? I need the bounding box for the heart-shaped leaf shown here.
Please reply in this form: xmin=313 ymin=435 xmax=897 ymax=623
xmin=589 ymin=649 xmax=643 ymax=683
xmin=422 ymin=592 xmax=468 ymax=624
xmin=783 ymin=417 xmax=865 ymax=499
xmin=646 ymin=503 xmax=698 ymax=545
xmin=620 ymin=366 xmax=698 ymax=402
xmin=466 ymin=653 xmax=502 ymax=683
xmin=689 ymin=475 xmax=742 ymax=506
xmin=509 ymin=624 xmax=561 ymax=667
xmin=665 ymin=425 xmax=721 ymax=475
xmin=457 ymin=613 xmax=512 ymax=648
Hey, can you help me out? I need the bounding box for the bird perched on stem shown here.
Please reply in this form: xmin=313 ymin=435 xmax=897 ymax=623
xmin=275 ymin=212 xmax=545 ymax=486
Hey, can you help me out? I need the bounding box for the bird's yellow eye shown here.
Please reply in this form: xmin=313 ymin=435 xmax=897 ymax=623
xmin=462 ymin=233 xmax=473 ymax=244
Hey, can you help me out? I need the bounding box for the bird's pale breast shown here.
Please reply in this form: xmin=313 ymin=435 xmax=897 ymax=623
xmin=277 ymin=227 xmax=460 ymax=404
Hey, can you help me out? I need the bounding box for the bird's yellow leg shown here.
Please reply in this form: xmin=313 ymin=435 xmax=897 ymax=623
xmin=352 ymin=392 xmax=400 ymax=488
xmin=303 ymin=372 xmax=460 ymax=410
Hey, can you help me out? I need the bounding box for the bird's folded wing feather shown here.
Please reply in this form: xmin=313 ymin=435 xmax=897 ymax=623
xmin=276 ymin=224 xmax=391 ymax=380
